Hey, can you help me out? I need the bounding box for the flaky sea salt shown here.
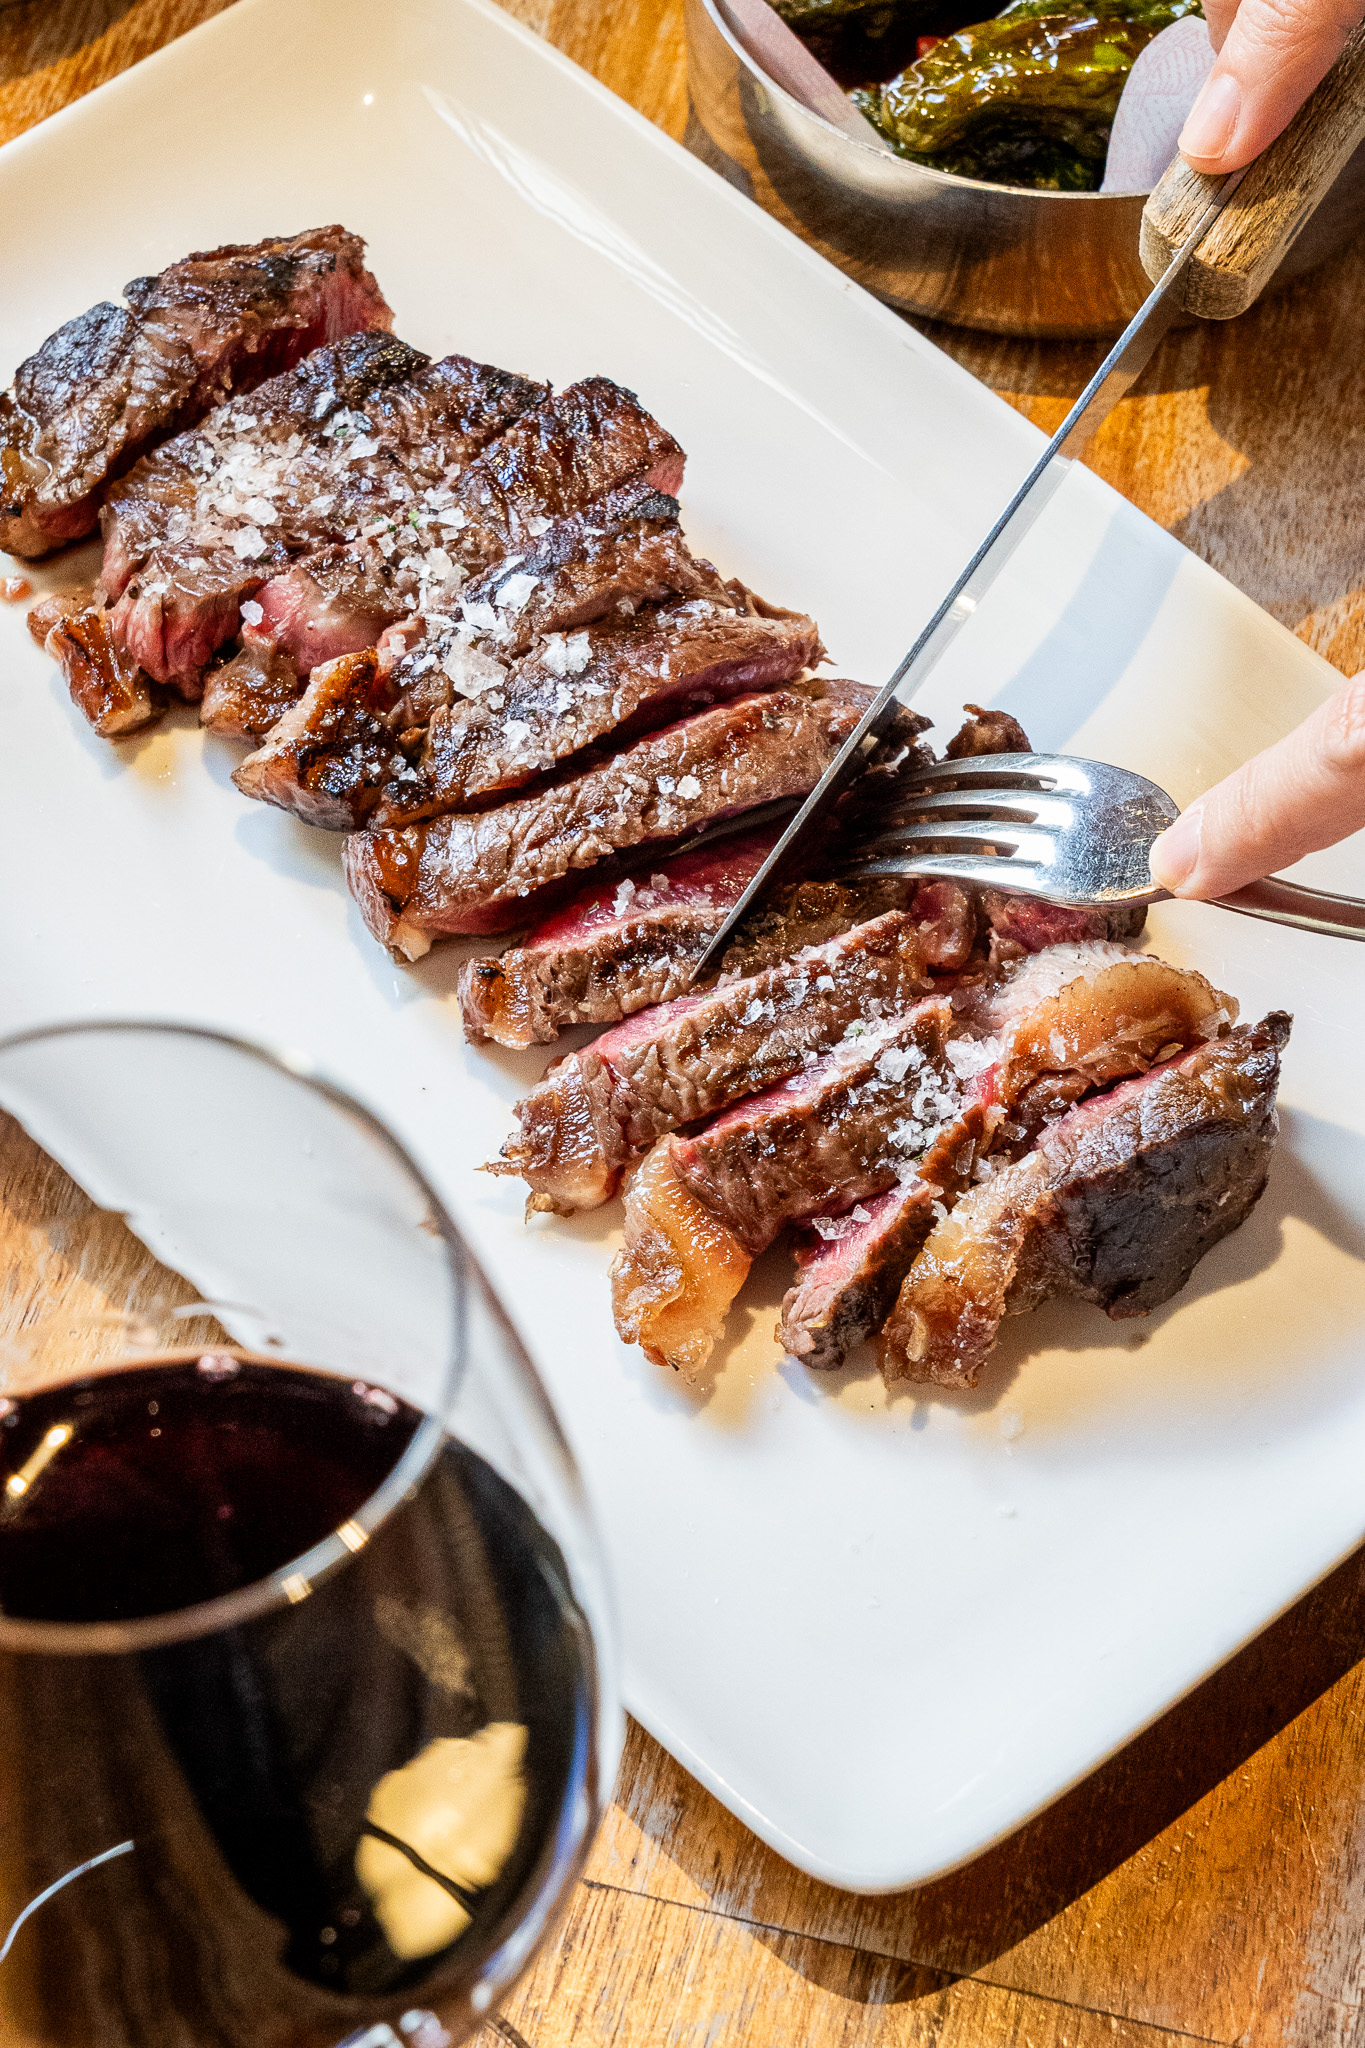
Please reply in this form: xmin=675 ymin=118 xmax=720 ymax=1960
xmin=441 ymin=635 xmax=507 ymax=699
xmin=240 ymin=599 xmax=265 ymax=626
xmin=496 ymin=571 xmax=540 ymax=614
xmin=541 ymin=631 xmax=591 ymax=678
xmin=232 ymin=527 xmax=268 ymax=561
xmin=676 ymin=774 xmax=702 ymax=800
xmin=945 ymin=1033 xmax=1002 ymax=1080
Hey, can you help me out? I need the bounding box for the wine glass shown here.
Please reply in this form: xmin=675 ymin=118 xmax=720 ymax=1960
xmin=0 ymin=1020 xmax=619 ymax=2048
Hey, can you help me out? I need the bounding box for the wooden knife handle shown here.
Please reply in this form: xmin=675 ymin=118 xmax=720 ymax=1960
xmin=1139 ymin=22 xmax=1365 ymax=318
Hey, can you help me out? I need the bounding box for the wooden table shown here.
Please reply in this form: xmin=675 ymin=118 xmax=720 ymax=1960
xmin=4 ymin=3 xmax=1365 ymax=2043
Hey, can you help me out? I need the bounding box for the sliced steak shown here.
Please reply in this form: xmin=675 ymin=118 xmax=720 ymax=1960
xmin=610 ymin=1139 xmax=754 ymax=1381
xmin=492 ymin=910 xmax=935 ymax=1214
xmin=878 ymin=1014 xmax=1291 ymax=1389
xmin=959 ymin=940 xmax=1234 ymax=1141
xmin=670 ymin=941 xmax=1231 ymax=1257
xmin=231 ymin=526 xmax=794 ymax=830
xmin=199 ymin=631 xmax=306 ymax=743
xmin=345 ymin=680 xmax=872 ymax=955
xmin=100 ymin=339 xmax=546 ymax=694
xmin=42 ymin=600 xmax=156 ymax=737
xmin=778 ymin=1180 xmax=945 ymax=1370
xmin=943 ymin=702 xmax=1031 ymax=758
xmin=2 ymin=227 xmax=390 ymax=560
xmin=382 ymin=584 xmax=821 ymax=823
xmin=978 ymin=891 xmax=1148 ymax=963
xmin=671 ymin=998 xmax=961 ymax=1255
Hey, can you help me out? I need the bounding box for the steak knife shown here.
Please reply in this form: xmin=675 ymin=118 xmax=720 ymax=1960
xmin=693 ymin=25 xmax=1365 ymax=982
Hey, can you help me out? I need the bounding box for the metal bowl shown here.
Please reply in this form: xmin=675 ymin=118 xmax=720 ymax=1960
xmin=685 ymin=0 xmax=1365 ymax=337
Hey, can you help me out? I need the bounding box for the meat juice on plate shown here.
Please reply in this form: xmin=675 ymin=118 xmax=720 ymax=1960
xmin=0 ymin=1352 xmax=595 ymax=2046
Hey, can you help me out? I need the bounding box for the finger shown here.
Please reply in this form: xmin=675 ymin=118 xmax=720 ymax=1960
xmin=1178 ymin=0 xmax=1365 ymax=171
xmin=1150 ymin=675 xmax=1365 ymax=898
xmin=1201 ymin=0 xmax=1243 ymax=53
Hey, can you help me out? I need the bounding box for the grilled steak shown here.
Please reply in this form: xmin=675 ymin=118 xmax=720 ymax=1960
xmin=668 ymin=941 xmax=1230 ymax=1258
xmin=232 ymin=550 xmax=810 ymax=831
xmin=240 ymin=380 xmax=686 ymax=688
xmin=492 ymin=910 xmax=936 ymax=1214
xmin=199 ymin=632 xmax=307 ymax=743
xmin=944 ymin=702 xmax=1031 ymax=757
xmin=99 ymin=338 xmax=547 ymax=695
xmin=878 ymin=1014 xmax=1291 ymax=1388
xmin=671 ymin=997 xmax=961 ymax=1255
xmin=345 ymin=680 xmax=873 ymax=955
xmin=778 ymin=1180 xmax=946 ymax=1371
xmin=611 ymin=1139 xmax=754 ymax=1380
xmin=2 ymin=228 xmax=390 ymax=560
xmin=29 ymin=589 xmax=156 ymax=736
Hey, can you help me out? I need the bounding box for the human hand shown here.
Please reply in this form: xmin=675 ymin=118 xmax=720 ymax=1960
xmin=1149 ymin=675 xmax=1365 ymax=896
xmin=1177 ymin=0 xmax=1365 ymax=173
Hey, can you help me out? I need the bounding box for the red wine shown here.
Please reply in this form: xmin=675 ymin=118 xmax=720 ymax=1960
xmin=0 ymin=1355 xmax=600 ymax=2045
xmin=0 ymin=1356 xmax=423 ymax=1623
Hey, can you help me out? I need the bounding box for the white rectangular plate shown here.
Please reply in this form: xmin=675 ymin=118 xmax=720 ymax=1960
xmin=2 ymin=0 xmax=1363 ymax=1893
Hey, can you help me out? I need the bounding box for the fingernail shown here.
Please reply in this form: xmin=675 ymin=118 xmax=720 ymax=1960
xmin=1180 ymin=72 xmax=1242 ymax=162
xmin=1150 ymin=803 xmax=1203 ymax=893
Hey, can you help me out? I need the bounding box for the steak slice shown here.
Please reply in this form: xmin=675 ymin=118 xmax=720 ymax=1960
xmin=2 ymin=227 xmax=390 ymax=560
xmin=199 ymin=631 xmax=307 ymax=744
xmin=231 ymin=521 xmax=791 ymax=829
xmin=671 ymin=997 xmax=961 ymax=1255
xmin=345 ymin=680 xmax=872 ymax=955
xmin=878 ymin=1014 xmax=1291 ymax=1388
xmin=100 ymin=338 xmax=547 ymax=694
xmin=610 ymin=1139 xmax=754 ymax=1381
xmin=459 ymin=861 xmax=974 ymax=1049
xmin=491 ymin=910 xmax=935 ymax=1214
xmin=40 ymin=598 xmax=156 ymax=737
xmin=241 ymin=376 xmax=683 ymax=688
xmin=778 ymin=1180 xmax=945 ymax=1371
xmin=670 ymin=941 xmax=1232 ymax=1258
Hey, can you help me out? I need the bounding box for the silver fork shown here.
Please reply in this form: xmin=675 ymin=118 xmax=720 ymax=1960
xmin=828 ymin=753 xmax=1365 ymax=942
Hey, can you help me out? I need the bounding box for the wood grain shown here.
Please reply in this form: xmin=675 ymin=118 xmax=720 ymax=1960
xmin=1141 ymin=24 xmax=1365 ymax=318
xmin=4 ymin=4 xmax=1365 ymax=2047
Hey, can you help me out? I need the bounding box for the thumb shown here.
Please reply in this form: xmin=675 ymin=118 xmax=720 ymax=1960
xmin=1150 ymin=675 xmax=1365 ymax=898
xmin=1178 ymin=0 xmax=1364 ymax=172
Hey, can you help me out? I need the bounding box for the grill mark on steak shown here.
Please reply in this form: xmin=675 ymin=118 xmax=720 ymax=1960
xmin=878 ymin=1013 xmax=1291 ymax=1389
xmin=2 ymin=228 xmax=391 ymax=560
xmin=668 ymin=940 xmax=1233 ymax=1260
xmin=199 ymin=632 xmax=307 ymax=744
xmin=491 ymin=910 xmax=936 ymax=1215
xmin=344 ymin=680 xmax=873 ymax=955
xmin=99 ymin=339 xmax=546 ymax=694
xmin=778 ymin=1179 xmax=945 ymax=1371
xmin=232 ymin=574 xmax=820 ymax=831
xmin=43 ymin=601 xmax=157 ymax=737
xmin=457 ymin=865 xmax=975 ymax=1049
xmin=671 ymin=998 xmax=962 ymax=1256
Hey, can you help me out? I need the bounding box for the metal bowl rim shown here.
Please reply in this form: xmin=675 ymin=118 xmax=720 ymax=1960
xmin=695 ymin=0 xmax=1157 ymax=204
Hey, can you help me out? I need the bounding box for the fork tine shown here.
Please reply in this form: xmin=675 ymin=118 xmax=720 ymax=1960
xmin=832 ymin=852 xmax=1055 ymax=891
xmin=848 ymin=788 xmax=1079 ymax=833
xmin=837 ymin=820 xmax=1061 ymax=864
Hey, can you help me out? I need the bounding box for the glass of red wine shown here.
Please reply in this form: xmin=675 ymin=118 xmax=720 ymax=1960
xmin=0 ymin=1021 xmax=619 ymax=2048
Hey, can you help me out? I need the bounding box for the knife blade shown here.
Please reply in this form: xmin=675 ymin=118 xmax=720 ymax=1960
xmin=690 ymin=166 xmax=1248 ymax=985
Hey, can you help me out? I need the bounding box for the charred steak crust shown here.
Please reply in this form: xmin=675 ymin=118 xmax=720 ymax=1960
xmin=346 ymin=681 xmax=873 ymax=953
xmin=100 ymin=341 xmax=550 ymax=695
xmin=491 ymin=910 xmax=935 ymax=1214
xmin=778 ymin=1180 xmax=944 ymax=1371
xmin=2 ymin=227 xmax=391 ymax=559
xmin=879 ymin=1013 xmax=1291 ymax=1389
